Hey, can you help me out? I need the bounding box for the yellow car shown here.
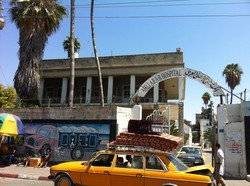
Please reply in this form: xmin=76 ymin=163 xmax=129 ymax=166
xmin=49 ymin=148 xmax=214 ymax=186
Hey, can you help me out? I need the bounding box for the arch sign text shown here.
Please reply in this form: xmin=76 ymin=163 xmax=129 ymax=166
xmin=135 ymin=67 xmax=224 ymax=98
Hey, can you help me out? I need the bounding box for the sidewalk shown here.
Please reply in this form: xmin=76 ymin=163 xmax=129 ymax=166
xmin=0 ymin=164 xmax=50 ymax=181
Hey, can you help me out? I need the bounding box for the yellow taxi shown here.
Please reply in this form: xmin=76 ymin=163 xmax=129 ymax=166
xmin=49 ymin=147 xmax=214 ymax=186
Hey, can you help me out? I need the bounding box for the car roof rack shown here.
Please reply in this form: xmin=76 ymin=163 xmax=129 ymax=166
xmin=107 ymin=144 xmax=169 ymax=154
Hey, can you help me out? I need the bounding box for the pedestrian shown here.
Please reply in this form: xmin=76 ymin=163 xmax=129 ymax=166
xmin=3 ymin=148 xmax=16 ymax=165
xmin=215 ymin=143 xmax=227 ymax=186
xmin=124 ymin=155 xmax=133 ymax=168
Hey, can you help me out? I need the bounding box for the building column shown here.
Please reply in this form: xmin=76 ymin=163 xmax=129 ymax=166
xmin=61 ymin=78 xmax=68 ymax=104
xmin=130 ymin=75 xmax=136 ymax=98
xmin=153 ymin=83 xmax=159 ymax=103
xmin=178 ymin=102 xmax=184 ymax=145
xmin=107 ymin=76 xmax=113 ymax=104
xmin=178 ymin=77 xmax=185 ymax=100
xmin=38 ymin=78 xmax=44 ymax=104
xmin=86 ymin=76 xmax=92 ymax=104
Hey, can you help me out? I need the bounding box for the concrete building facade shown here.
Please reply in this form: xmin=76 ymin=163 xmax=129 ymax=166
xmin=38 ymin=50 xmax=185 ymax=120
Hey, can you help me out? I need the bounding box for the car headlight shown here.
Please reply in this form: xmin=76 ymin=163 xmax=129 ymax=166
xmin=50 ymin=170 xmax=57 ymax=176
xmin=194 ymin=158 xmax=202 ymax=164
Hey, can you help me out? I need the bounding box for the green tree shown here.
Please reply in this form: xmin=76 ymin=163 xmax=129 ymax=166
xmin=202 ymin=92 xmax=211 ymax=108
xmin=222 ymin=63 xmax=243 ymax=104
xmin=170 ymin=120 xmax=189 ymax=145
xmin=192 ymin=120 xmax=200 ymax=143
xmin=0 ymin=84 xmax=17 ymax=108
xmin=170 ymin=121 xmax=179 ymax=136
xmin=203 ymin=128 xmax=212 ymax=145
xmin=63 ymin=36 xmax=81 ymax=58
xmin=9 ymin=0 xmax=66 ymax=103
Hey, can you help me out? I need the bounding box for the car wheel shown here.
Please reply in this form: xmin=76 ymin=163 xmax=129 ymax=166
xmin=55 ymin=174 xmax=73 ymax=186
xmin=71 ymin=147 xmax=84 ymax=160
xmin=41 ymin=144 xmax=51 ymax=157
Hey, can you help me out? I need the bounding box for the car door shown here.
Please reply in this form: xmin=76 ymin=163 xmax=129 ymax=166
xmin=111 ymin=154 xmax=144 ymax=186
xmin=144 ymin=155 xmax=180 ymax=186
xmin=81 ymin=153 xmax=114 ymax=186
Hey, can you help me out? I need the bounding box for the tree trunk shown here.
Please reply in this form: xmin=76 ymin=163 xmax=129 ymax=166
xmin=91 ymin=0 xmax=104 ymax=107
xmin=230 ymin=89 xmax=233 ymax=104
xmin=68 ymin=0 xmax=75 ymax=107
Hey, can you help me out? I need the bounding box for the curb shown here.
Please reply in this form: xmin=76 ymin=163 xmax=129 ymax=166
xmin=246 ymin=175 xmax=250 ymax=182
xmin=0 ymin=172 xmax=51 ymax=181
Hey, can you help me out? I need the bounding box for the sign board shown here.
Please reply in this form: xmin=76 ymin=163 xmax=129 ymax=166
xmin=135 ymin=67 xmax=224 ymax=98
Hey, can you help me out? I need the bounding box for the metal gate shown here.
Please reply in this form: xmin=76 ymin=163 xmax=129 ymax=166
xmin=245 ymin=116 xmax=250 ymax=174
xmin=146 ymin=106 xmax=170 ymax=134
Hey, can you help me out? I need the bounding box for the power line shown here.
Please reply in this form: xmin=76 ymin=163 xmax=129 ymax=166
xmin=2 ymin=1 xmax=250 ymax=9
xmin=0 ymin=64 xmax=9 ymax=86
xmin=74 ymin=14 xmax=250 ymax=19
xmin=73 ymin=1 xmax=250 ymax=8
xmin=2 ymin=14 xmax=250 ymax=22
xmin=1 ymin=1 xmax=250 ymax=21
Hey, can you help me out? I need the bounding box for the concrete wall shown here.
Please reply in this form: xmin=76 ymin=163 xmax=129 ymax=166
xmin=116 ymin=105 xmax=142 ymax=134
xmin=217 ymin=102 xmax=249 ymax=178
xmin=4 ymin=106 xmax=117 ymax=120
xmin=224 ymin=121 xmax=246 ymax=178
xmin=41 ymin=52 xmax=184 ymax=78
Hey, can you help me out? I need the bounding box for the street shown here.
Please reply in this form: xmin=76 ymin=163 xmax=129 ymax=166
xmin=0 ymin=149 xmax=249 ymax=186
xmin=0 ymin=177 xmax=53 ymax=186
xmin=204 ymin=149 xmax=250 ymax=186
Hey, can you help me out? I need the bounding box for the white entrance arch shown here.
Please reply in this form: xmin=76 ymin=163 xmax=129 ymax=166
xmin=135 ymin=67 xmax=225 ymax=98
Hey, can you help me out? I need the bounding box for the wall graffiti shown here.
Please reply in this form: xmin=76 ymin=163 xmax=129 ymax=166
xmin=14 ymin=122 xmax=113 ymax=162
xmin=225 ymin=131 xmax=242 ymax=153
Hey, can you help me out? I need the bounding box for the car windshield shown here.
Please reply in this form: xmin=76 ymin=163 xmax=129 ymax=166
xmin=181 ymin=147 xmax=201 ymax=154
xmin=167 ymin=154 xmax=188 ymax=171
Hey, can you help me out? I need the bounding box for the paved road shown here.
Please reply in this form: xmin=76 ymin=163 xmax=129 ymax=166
xmin=0 ymin=148 xmax=249 ymax=186
xmin=0 ymin=177 xmax=53 ymax=186
xmin=204 ymin=148 xmax=250 ymax=186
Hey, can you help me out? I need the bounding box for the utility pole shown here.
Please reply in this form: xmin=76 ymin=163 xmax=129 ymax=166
xmin=0 ymin=0 xmax=4 ymax=30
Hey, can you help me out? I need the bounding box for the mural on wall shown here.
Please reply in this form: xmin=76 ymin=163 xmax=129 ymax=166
xmin=16 ymin=122 xmax=112 ymax=162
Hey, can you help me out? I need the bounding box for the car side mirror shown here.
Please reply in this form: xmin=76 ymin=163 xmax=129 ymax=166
xmin=83 ymin=161 xmax=92 ymax=166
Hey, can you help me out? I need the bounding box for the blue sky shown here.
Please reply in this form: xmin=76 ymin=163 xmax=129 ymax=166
xmin=0 ymin=0 xmax=250 ymax=123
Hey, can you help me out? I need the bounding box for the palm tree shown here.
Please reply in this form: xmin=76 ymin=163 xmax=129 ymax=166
xmin=222 ymin=63 xmax=243 ymax=104
xmin=9 ymin=0 xmax=66 ymax=104
xmin=203 ymin=128 xmax=212 ymax=147
xmin=0 ymin=0 xmax=4 ymax=30
xmin=68 ymin=0 xmax=75 ymax=108
xmin=63 ymin=36 xmax=81 ymax=58
xmin=90 ymin=0 xmax=104 ymax=107
xmin=202 ymin=92 xmax=211 ymax=108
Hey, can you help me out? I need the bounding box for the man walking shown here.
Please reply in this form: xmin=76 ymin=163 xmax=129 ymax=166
xmin=215 ymin=143 xmax=227 ymax=186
